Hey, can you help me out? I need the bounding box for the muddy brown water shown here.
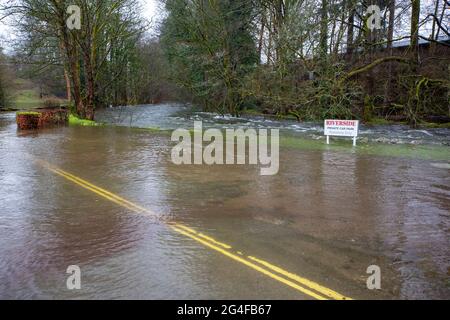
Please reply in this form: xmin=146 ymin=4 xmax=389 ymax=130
xmin=0 ymin=110 xmax=449 ymax=299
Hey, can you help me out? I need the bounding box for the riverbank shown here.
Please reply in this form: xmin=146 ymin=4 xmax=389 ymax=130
xmin=240 ymin=109 xmax=450 ymax=129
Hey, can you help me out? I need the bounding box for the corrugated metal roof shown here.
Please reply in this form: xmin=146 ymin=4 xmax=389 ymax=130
xmin=390 ymin=35 xmax=450 ymax=48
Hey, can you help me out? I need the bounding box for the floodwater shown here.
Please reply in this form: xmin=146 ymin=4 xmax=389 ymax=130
xmin=0 ymin=105 xmax=449 ymax=299
xmin=96 ymin=104 xmax=450 ymax=146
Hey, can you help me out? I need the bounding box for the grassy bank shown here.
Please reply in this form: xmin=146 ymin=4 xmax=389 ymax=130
xmin=69 ymin=114 xmax=101 ymax=126
xmin=280 ymin=135 xmax=450 ymax=162
xmin=13 ymin=89 xmax=42 ymax=109
xmin=241 ymin=110 xmax=450 ymax=129
xmin=3 ymin=79 xmax=67 ymax=111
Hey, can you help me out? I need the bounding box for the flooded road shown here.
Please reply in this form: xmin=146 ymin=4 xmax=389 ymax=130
xmin=0 ymin=106 xmax=449 ymax=299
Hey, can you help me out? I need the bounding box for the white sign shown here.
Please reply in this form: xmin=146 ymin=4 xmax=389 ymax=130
xmin=324 ymin=119 xmax=359 ymax=146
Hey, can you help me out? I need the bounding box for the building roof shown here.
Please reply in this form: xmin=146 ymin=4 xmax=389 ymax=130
xmin=390 ymin=35 xmax=450 ymax=48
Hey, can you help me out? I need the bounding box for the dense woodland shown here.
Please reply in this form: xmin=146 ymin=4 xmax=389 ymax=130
xmin=0 ymin=0 xmax=449 ymax=126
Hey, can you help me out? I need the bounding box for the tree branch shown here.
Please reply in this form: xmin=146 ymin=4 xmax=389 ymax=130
xmin=341 ymin=56 xmax=412 ymax=82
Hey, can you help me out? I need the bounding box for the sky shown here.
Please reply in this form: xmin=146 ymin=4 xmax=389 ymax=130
xmin=144 ymin=0 xmax=166 ymax=36
xmin=143 ymin=0 xmax=162 ymax=25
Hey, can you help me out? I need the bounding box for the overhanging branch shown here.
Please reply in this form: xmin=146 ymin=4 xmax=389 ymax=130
xmin=341 ymin=56 xmax=412 ymax=82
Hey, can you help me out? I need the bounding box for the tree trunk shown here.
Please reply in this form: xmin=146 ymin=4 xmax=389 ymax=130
xmin=387 ymin=0 xmax=396 ymax=49
xmin=384 ymin=0 xmax=396 ymax=110
xmin=61 ymin=29 xmax=83 ymax=117
xmin=430 ymin=0 xmax=439 ymax=40
xmin=53 ymin=1 xmax=83 ymax=116
xmin=63 ymin=68 xmax=71 ymax=103
xmin=83 ymin=49 xmax=96 ymax=120
xmin=319 ymin=0 xmax=328 ymax=59
xmin=347 ymin=2 xmax=355 ymax=55
xmin=258 ymin=12 xmax=266 ymax=64
xmin=410 ymin=0 xmax=420 ymax=65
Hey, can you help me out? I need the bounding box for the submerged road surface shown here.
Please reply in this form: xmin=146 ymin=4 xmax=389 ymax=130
xmin=0 ymin=109 xmax=449 ymax=299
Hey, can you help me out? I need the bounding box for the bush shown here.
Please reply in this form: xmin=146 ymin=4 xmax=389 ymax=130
xmin=242 ymin=62 xmax=363 ymax=121
xmin=43 ymin=98 xmax=62 ymax=108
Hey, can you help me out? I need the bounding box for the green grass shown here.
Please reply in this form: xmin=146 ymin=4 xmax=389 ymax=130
xmin=16 ymin=111 xmax=41 ymax=116
xmin=129 ymin=126 xmax=172 ymax=135
xmin=142 ymin=126 xmax=164 ymax=133
xmin=69 ymin=114 xmax=101 ymax=126
xmin=365 ymin=118 xmax=396 ymax=126
xmin=241 ymin=109 xmax=262 ymax=116
xmin=13 ymin=78 xmax=31 ymax=87
xmin=7 ymin=80 xmax=67 ymax=110
xmin=162 ymin=126 xmax=450 ymax=161
xmin=13 ymin=89 xmax=43 ymax=109
xmin=280 ymin=135 xmax=450 ymax=161
xmin=421 ymin=122 xmax=450 ymax=129
xmin=241 ymin=109 xmax=298 ymax=121
xmin=63 ymin=113 xmax=450 ymax=161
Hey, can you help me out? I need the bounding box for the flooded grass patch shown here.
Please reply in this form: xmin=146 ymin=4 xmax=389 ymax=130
xmin=280 ymin=135 xmax=450 ymax=161
xmin=69 ymin=114 xmax=102 ymax=126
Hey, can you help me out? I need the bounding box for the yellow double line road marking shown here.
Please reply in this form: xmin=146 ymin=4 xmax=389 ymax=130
xmin=37 ymin=159 xmax=352 ymax=300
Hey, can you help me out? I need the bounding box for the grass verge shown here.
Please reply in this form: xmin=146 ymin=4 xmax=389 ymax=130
xmin=69 ymin=114 xmax=101 ymax=126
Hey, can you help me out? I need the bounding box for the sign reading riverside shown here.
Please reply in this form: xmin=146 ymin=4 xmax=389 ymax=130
xmin=324 ymin=120 xmax=359 ymax=146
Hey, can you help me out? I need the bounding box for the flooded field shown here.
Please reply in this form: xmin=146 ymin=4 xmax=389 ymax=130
xmin=0 ymin=106 xmax=449 ymax=299
xmin=96 ymin=104 xmax=450 ymax=146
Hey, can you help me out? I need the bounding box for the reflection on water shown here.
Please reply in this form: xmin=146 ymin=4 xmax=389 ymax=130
xmin=0 ymin=107 xmax=449 ymax=299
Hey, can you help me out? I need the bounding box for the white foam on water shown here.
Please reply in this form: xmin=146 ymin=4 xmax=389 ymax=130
xmin=430 ymin=163 xmax=450 ymax=169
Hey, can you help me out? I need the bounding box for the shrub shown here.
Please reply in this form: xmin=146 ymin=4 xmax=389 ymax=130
xmin=43 ymin=98 xmax=62 ymax=108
